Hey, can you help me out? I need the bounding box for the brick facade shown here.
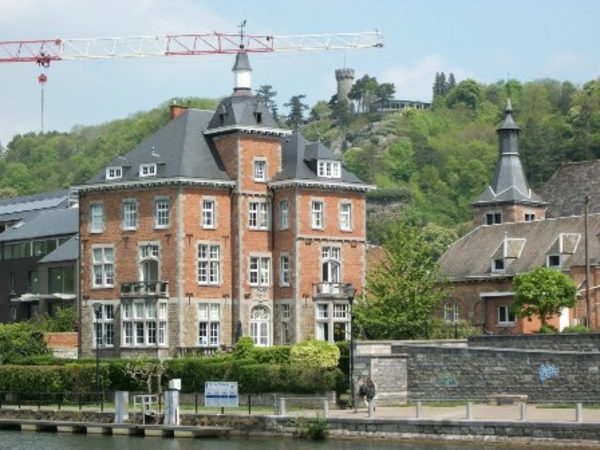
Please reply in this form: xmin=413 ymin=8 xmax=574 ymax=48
xmin=77 ymin=106 xmax=369 ymax=358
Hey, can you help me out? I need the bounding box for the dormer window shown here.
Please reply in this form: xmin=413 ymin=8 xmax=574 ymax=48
xmin=547 ymin=254 xmax=561 ymax=268
xmin=492 ymin=258 xmax=505 ymax=272
xmin=140 ymin=163 xmax=157 ymax=178
xmin=106 ymin=166 xmax=123 ymax=180
xmin=254 ymin=112 xmax=262 ymax=124
xmin=317 ymin=160 xmax=341 ymax=178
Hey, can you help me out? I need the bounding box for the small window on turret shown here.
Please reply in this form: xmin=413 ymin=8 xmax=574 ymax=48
xmin=486 ymin=213 xmax=502 ymax=225
xmin=219 ymin=114 xmax=225 ymax=125
xmin=254 ymin=112 xmax=262 ymax=124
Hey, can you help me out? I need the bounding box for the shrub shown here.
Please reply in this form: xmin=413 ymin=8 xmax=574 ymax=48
xmin=562 ymin=325 xmax=592 ymax=333
xmin=290 ymin=340 xmax=340 ymax=369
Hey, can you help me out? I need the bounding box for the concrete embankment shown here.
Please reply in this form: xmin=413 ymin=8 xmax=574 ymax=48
xmin=1 ymin=405 xmax=600 ymax=447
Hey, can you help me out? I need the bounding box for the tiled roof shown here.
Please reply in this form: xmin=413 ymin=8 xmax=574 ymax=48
xmin=541 ymin=160 xmax=600 ymax=218
xmin=439 ymin=214 xmax=600 ymax=281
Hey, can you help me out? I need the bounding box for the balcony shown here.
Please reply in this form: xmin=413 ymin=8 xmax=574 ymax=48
xmin=312 ymin=282 xmax=353 ymax=300
xmin=120 ymin=281 xmax=169 ymax=299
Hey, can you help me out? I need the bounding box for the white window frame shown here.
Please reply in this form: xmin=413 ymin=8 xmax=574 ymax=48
xmin=315 ymin=302 xmax=350 ymax=343
xmin=249 ymin=201 xmax=269 ymax=230
xmin=279 ymin=200 xmax=289 ymax=230
xmin=106 ymin=166 xmax=123 ymax=180
xmin=122 ymin=200 xmax=138 ymax=230
xmin=444 ymin=302 xmax=460 ymax=323
xmin=498 ymin=305 xmax=516 ymax=326
xmin=198 ymin=303 xmax=220 ymax=346
xmin=202 ymin=199 xmax=216 ymax=229
xmin=317 ymin=160 xmax=341 ymax=178
xmin=121 ymin=299 xmax=168 ymax=347
xmin=280 ymin=254 xmax=290 ymax=287
xmin=250 ymin=256 xmax=271 ymax=286
xmin=197 ymin=243 xmax=221 ymax=285
xmin=339 ymin=203 xmax=352 ymax=231
xmin=251 ymin=305 xmax=270 ymax=347
xmin=311 ymin=201 xmax=324 ymax=229
xmin=90 ymin=203 xmax=104 ymax=233
xmin=154 ymin=198 xmax=170 ymax=229
xmin=254 ymin=160 xmax=267 ymax=182
xmin=93 ymin=304 xmax=115 ymax=348
xmin=140 ymin=163 xmax=157 ymax=177
xmin=92 ymin=246 xmax=114 ymax=288
xmin=525 ymin=213 xmax=536 ymax=222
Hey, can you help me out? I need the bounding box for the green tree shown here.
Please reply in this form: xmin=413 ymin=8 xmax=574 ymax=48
xmin=510 ymin=266 xmax=577 ymax=331
xmin=256 ymin=85 xmax=279 ymax=121
xmin=284 ymin=94 xmax=309 ymax=129
xmin=353 ymin=219 xmax=446 ymax=339
xmin=374 ymin=82 xmax=396 ymax=113
xmin=349 ymin=74 xmax=378 ymax=112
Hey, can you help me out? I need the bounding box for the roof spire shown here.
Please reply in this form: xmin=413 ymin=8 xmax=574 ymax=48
xmin=232 ymin=51 xmax=252 ymax=94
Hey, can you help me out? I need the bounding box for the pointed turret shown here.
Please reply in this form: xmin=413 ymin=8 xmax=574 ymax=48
xmin=471 ymin=100 xmax=547 ymax=225
xmin=232 ymin=51 xmax=252 ymax=95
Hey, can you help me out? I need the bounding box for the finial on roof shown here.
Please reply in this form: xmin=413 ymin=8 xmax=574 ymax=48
xmin=505 ymin=98 xmax=513 ymax=114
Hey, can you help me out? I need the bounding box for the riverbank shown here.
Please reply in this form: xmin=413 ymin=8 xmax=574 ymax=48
xmin=1 ymin=403 xmax=600 ymax=447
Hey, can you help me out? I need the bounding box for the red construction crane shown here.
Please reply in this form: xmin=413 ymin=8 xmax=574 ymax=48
xmin=0 ymin=31 xmax=383 ymax=65
xmin=0 ymin=26 xmax=383 ymax=132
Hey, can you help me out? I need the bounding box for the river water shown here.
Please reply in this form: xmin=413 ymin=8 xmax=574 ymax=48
xmin=0 ymin=431 xmax=587 ymax=450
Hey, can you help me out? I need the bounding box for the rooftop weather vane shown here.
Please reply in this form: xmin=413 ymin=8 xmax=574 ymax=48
xmin=239 ymin=20 xmax=247 ymax=49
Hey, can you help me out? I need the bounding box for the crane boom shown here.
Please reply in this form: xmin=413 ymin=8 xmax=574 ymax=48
xmin=0 ymin=31 xmax=383 ymax=64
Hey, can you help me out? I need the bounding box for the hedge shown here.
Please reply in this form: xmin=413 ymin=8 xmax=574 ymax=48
xmin=0 ymin=360 xmax=342 ymax=395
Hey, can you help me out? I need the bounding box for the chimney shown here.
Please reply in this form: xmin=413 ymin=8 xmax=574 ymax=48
xmin=170 ymin=103 xmax=188 ymax=120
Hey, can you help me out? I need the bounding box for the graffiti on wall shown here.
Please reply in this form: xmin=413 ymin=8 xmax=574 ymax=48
xmin=436 ymin=372 xmax=458 ymax=387
xmin=539 ymin=364 xmax=559 ymax=384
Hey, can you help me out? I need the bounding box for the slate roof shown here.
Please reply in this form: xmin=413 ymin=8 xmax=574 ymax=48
xmin=79 ymin=52 xmax=368 ymax=192
xmin=82 ymin=110 xmax=231 ymax=185
xmin=206 ymin=94 xmax=281 ymax=130
xmin=273 ymin=133 xmax=368 ymax=187
xmin=39 ymin=235 xmax=79 ymax=264
xmin=0 ymin=208 xmax=78 ymax=242
xmin=439 ymin=214 xmax=600 ymax=281
xmin=541 ymin=160 xmax=600 ymax=218
xmin=471 ymin=102 xmax=546 ymax=207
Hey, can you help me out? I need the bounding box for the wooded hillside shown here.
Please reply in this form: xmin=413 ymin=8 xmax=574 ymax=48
xmin=2 ymin=75 xmax=599 ymax=242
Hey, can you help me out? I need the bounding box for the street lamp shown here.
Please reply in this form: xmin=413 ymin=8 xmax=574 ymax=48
xmin=345 ymin=283 xmax=356 ymax=411
xmin=92 ymin=302 xmax=102 ymax=396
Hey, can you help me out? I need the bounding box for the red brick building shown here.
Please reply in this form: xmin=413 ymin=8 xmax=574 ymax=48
xmin=439 ymin=101 xmax=599 ymax=334
xmin=75 ymin=52 xmax=372 ymax=358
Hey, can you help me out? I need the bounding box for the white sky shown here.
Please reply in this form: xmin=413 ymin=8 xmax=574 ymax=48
xmin=1 ymin=0 xmax=599 ymax=145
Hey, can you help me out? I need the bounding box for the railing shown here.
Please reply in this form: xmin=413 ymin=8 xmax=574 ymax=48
xmin=312 ymin=282 xmax=351 ymax=299
xmin=0 ymin=391 xmax=104 ymax=411
xmin=121 ymin=281 xmax=169 ymax=298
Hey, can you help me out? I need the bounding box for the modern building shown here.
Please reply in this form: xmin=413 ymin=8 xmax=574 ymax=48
xmin=75 ymin=52 xmax=373 ymax=359
xmin=0 ymin=192 xmax=79 ymax=323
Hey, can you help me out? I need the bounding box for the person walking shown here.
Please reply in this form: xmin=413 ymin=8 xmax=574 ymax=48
xmin=365 ymin=377 xmax=376 ymax=411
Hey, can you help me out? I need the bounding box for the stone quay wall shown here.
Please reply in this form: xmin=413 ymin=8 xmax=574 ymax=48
xmin=356 ymin=335 xmax=600 ymax=403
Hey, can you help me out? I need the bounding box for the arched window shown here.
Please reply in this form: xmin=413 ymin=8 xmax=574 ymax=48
xmin=139 ymin=244 xmax=160 ymax=281
xmin=321 ymin=246 xmax=341 ymax=294
xmin=250 ymin=305 xmax=270 ymax=347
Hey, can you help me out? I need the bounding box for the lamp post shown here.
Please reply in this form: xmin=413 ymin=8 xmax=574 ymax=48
xmin=92 ymin=302 xmax=102 ymax=396
xmin=345 ymin=283 xmax=356 ymax=411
